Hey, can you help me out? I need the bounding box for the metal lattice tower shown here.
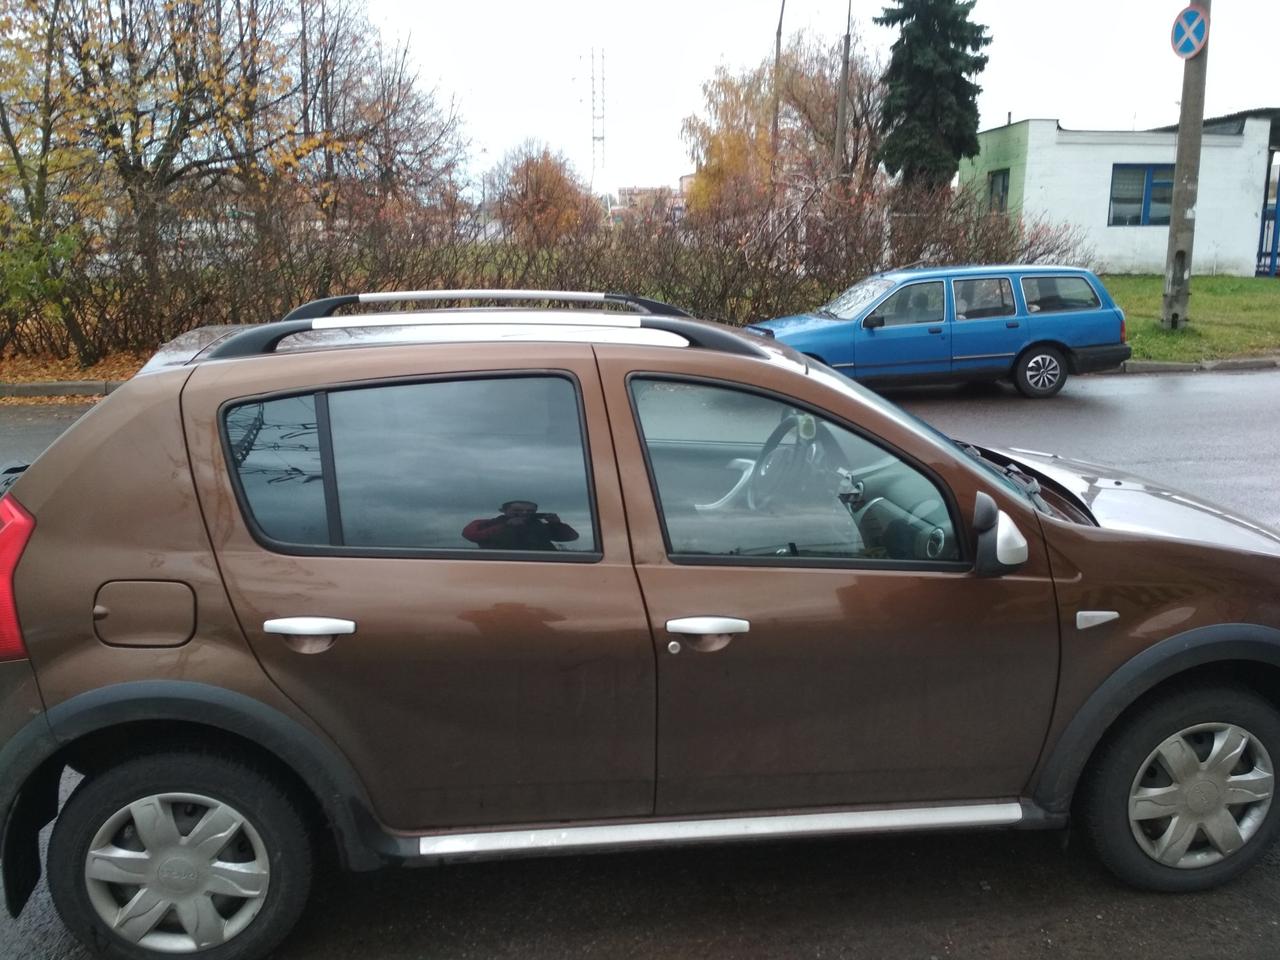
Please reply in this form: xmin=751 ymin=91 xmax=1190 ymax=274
xmin=590 ymin=49 xmax=605 ymax=186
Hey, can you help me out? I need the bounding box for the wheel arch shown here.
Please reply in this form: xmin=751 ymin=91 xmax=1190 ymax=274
xmin=1031 ymin=623 xmax=1280 ymax=816
xmin=3 ymin=681 xmax=391 ymax=919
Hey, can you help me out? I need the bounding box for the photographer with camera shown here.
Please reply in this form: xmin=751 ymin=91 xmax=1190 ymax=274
xmin=462 ymin=500 xmax=580 ymax=551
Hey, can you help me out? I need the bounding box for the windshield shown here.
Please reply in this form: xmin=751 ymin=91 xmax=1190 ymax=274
xmin=821 ymin=277 xmax=896 ymax=320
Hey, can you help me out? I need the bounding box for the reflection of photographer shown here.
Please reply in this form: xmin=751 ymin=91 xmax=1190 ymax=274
xmin=462 ymin=500 xmax=580 ymax=551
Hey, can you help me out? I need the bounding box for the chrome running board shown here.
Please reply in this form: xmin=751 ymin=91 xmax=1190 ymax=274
xmin=416 ymin=802 xmax=1023 ymax=860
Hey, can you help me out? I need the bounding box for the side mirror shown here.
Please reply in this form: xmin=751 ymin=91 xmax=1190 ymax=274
xmin=973 ymin=491 xmax=1028 ymax=577
xmin=863 ymin=314 xmax=885 ymax=330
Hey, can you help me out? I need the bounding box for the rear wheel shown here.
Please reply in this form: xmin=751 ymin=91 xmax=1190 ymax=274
xmin=1080 ymin=686 xmax=1280 ymax=891
xmin=48 ymin=752 xmax=313 ymax=960
xmin=1013 ymin=346 xmax=1067 ymax=398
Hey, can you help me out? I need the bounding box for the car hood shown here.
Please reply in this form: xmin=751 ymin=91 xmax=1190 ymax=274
xmin=749 ymin=313 xmax=842 ymax=338
xmin=990 ymin=446 xmax=1280 ymax=557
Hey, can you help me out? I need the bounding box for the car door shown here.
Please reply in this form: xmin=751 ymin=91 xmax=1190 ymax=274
xmin=950 ymin=275 xmax=1026 ymax=377
xmin=182 ymin=342 xmax=656 ymax=831
xmin=596 ymin=345 xmax=1060 ymax=816
xmin=1020 ymin=273 xmax=1118 ymax=349
xmin=851 ymin=279 xmax=951 ymax=380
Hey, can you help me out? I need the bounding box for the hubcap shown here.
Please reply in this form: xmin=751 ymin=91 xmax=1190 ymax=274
xmin=83 ymin=792 xmax=270 ymax=953
xmin=1128 ymin=723 xmax=1275 ymax=869
xmin=1025 ymin=354 xmax=1061 ymax=391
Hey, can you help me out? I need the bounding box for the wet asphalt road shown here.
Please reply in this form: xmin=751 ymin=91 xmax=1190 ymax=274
xmin=2 ymin=370 xmax=1280 ymax=960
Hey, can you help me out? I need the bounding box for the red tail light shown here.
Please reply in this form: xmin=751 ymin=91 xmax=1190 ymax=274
xmin=0 ymin=495 xmax=35 ymax=662
xmin=1119 ymin=310 xmax=1128 ymax=343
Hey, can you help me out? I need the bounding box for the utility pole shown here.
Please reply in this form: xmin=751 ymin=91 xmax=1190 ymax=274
xmin=771 ymin=0 xmax=786 ymax=200
xmin=1162 ymin=0 xmax=1211 ymax=329
xmin=832 ymin=0 xmax=852 ymax=181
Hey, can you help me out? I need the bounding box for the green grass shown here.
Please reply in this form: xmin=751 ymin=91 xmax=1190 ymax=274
xmin=1103 ymin=274 xmax=1280 ymax=362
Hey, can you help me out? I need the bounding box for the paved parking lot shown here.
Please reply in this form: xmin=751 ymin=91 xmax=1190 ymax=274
xmin=3 ymin=370 xmax=1280 ymax=959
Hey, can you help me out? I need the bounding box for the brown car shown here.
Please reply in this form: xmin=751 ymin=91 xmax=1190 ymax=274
xmin=3 ymin=290 xmax=1280 ymax=960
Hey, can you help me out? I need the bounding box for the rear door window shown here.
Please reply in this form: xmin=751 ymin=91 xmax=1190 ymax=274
xmin=954 ymin=278 xmax=1016 ymax=320
xmin=1020 ymin=275 xmax=1101 ymax=313
xmin=225 ymin=376 xmax=598 ymax=556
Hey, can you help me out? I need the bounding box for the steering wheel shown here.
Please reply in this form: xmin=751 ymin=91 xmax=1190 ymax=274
xmin=746 ymin=414 xmax=848 ymax=511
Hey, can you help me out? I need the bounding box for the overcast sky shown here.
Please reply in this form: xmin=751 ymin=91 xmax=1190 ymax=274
xmin=366 ymin=0 xmax=1274 ymax=195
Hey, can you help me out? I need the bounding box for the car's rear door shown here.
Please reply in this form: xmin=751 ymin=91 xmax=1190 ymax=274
xmin=596 ymin=345 xmax=1061 ymax=816
xmin=950 ymin=275 xmax=1026 ymax=378
xmin=183 ymin=342 xmax=655 ymax=832
xmin=1020 ymin=273 xmax=1120 ymax=349
xmin=851 ymin=280 xmax=951 ymax=380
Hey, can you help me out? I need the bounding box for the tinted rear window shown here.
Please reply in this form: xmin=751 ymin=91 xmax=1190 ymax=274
xmin=1021 ymin=276 xmax=1101 ymax=313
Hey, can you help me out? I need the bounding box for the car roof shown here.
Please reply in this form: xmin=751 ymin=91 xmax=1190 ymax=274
xmin=878 ymin=264 xmax=1094 ymax=282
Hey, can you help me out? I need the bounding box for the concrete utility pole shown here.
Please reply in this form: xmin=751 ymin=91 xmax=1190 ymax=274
xmin=1162 ymin=0 xmax=1211 ymax=329
xmin=832 ymin=0 xmax=851 ymax=180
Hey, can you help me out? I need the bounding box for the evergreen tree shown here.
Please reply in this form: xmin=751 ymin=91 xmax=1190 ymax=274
xmin=874 ymin=0 xmax=991 ymax=187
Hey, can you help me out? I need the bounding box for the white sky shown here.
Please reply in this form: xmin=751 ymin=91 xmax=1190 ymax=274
xmin=366 ymin=0 xmax=1275 ymax=195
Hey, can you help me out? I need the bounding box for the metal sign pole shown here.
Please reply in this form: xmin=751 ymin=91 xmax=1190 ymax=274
xmin=1162 ymin=1 xmax=1211 ymax=329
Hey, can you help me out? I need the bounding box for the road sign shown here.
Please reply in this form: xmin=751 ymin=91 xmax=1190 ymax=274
xmin=1171 ymin=5 xmax=1209 ymax=59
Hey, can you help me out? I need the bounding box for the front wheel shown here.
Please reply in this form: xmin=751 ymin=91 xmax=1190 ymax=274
xmin=1013 ymin=346 xmax=1068 ymax=398
xmin=1079 ymin=685 xmax=1280 ymax=892
xmin=48 ymin=752 xmax=313 ymax=960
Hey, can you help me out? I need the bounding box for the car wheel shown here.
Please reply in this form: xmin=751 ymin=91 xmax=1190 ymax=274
xmin=1080 ymin=685 xmax=1280 ymax=892
xmin=1013 ymin=346 xmax=1067 ymax=397
xmin=48 ymin=751 xmax=313 ymax=960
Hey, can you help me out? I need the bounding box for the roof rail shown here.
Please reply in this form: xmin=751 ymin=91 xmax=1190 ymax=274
xmin=280 ymin=289 xmax=692 ymax=321
xmin=203 ymin=290 xmax=771 ymax=361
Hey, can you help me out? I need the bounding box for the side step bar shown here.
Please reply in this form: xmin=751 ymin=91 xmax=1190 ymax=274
xmin=415 ymin=802 xmax=1024 ymax=861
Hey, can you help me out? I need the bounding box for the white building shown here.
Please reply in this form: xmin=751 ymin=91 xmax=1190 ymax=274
xmin=959 ymin=109 xmax=1280 ymax=277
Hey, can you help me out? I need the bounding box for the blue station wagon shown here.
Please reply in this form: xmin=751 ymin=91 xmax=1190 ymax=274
xmin=751 ymin=265 xmax=1132 ymax=397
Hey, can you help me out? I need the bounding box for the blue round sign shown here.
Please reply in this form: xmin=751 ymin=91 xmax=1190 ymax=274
xmin=1171 ymin=5 xmax=1209 ymax=59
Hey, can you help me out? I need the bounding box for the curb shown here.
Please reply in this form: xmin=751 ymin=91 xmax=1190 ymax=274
xmin=1121 ymin=357 xmax=1280 ymax=374
xmin=0 ymin=380 xmax=127 ymax=398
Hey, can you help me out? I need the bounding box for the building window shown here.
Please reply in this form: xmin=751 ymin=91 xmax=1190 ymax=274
xmin=987 ymin=169 xmax=1010 ymax=213
xmin=1109 ymin=164 xmax=1174 ymax=226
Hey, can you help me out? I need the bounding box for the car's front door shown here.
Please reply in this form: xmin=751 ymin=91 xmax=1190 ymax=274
xmin=183 ymin=343 xmax=655 ymax=831
xmin=850 ymin=280 xmax=951 ymax=380
xmin=950 ymin=275 xmax=1026 ymax=378
xmin=596 ymin=346 xmax=1060 ymax=816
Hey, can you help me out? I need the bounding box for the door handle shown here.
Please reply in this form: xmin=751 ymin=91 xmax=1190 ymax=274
xmin=665 ymin=616 xmax=748 ymax=654
xmin=1006 ymin=321 xmax=1020 ymax=328
xmin=666 ymin=617 xmax=750 ymax=635
xmin=927 ymin=326 xmax=943 ymax=334
xmin=263 ymin=617 xmax=356 ymax=636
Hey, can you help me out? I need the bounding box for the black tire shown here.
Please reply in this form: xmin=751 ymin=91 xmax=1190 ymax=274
xmin=1013 ymin=345 xmax=1068 ymax=398
xmin=1079 ymin=685 xmax=1280 ymax=892
xmin=48 ymin=752 xmax=313 ymax=960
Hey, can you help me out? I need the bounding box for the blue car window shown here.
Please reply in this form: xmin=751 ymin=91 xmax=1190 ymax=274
xmin=1021 ymin=276 xmax=1101 ymax=313
xmin=873 ymin=282 xmax=944 ymax=327
xmin=954 ymin=278 xmax=1016 ymax=320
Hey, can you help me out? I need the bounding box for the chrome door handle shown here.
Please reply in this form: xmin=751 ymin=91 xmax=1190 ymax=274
xmin=666 ymin=617 xmax=750 ymax=635
xmin=263 ymin=617 xmax=356 ymax=636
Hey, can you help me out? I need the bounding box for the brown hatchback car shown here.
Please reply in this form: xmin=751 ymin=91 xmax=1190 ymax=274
xmin=3 ymin=290 xmax=1280 ymax=960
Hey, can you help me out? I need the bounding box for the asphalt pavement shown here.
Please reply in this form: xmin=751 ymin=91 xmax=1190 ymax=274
xmin=2 ymin=370 xmax=1280 ymax=959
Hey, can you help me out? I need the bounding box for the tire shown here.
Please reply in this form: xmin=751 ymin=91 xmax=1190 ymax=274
xmin=1013 ymin=346 xmax=1068 ymax=398
xmin=1079 ymin=685 xmax=1280 ymax=892
xmin=48 ymin=752 xmax=313 ymax=960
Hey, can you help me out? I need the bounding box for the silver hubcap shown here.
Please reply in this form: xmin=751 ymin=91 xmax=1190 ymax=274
xmin=84 ymin=792 xmax=270 ymax=953
xmin=1025 ymin=354 xmax=1061 ymax=391
xmin=1128 ymin=723 xmax=1275 ymax=869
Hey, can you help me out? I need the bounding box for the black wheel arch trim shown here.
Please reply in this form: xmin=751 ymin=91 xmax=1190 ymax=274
xmin=2 ymin=680 xmax=394 ymax=918
xmin=1030 ymin=623 xmax=1280 ymax=815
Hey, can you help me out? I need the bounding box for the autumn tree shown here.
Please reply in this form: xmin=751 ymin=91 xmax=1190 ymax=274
xmin=874 ymin=0 xmax=990 ymax=187
xmin=490 ymin=142 xmax=599 ymax=247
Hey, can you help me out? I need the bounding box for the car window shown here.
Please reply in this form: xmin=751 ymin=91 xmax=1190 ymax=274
xmin=226 ymin=376 xmax=598 ymax=555
xmin=630 ymin=378 xmax=960 ymax=565
xmin=1020 ymin=275 xmax=1101 ymax=313
xmin=954 ymin=278 xmax=1016 ymax=320
xmin=871 ymin=281 xmax=945 ymax=327
xmin=821 ymin=276 xmax=896 ymax=320
xmin=226 ymin=394 xmax=329 ymax=545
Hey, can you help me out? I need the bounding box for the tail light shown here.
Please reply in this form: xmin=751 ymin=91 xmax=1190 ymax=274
xmin=1118 ymin=309 xmax=1128 ymax=343
xmin=0 ymin=495 xmax=35 ymax=662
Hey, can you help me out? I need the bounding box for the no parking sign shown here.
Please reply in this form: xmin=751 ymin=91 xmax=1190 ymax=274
xmin=1171 ymin=5 xmax=1209 ymax=59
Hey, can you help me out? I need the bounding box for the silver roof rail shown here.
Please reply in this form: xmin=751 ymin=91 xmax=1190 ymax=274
xmin=203 ymin=290 xmax=772 ymax=361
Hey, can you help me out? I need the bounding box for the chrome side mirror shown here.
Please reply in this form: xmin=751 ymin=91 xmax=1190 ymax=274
xmin=973 ymin=491 xmax=1028 ymax=577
